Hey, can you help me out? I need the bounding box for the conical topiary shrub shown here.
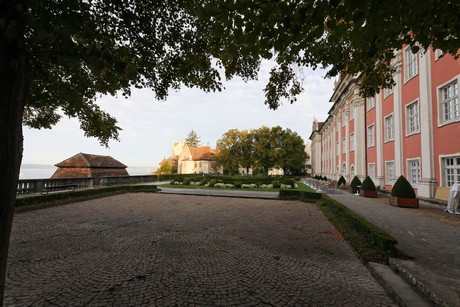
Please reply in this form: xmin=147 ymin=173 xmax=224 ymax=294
xmin=337 ymin=176 xmax=346 ymax=187
xmin=389 ymin=175 xmax=419 ymax=208
xmin=361 ymin=176 xmax=377 ymax=191
xmin=360 ymin=176 xmax=378 ymax=198
xmin=350 ymin=176 xmax=362 ymax=193
xmin=391 ymin=175 xmax=416 ymax=198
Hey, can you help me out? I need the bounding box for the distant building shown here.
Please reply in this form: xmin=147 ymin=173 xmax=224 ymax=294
xmin=157 ymin=141 xmax=222 ymax=175
xmin=51 ymin=153 xmax=129 ymax=179
xmin=267 ymin=168 xmax=283 ymax=176
xmin=177 ymin=144 xmax=222 ymax=174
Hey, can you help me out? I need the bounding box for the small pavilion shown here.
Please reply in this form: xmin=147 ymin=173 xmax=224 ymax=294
xmin=51 ymin=153 xmax=129 ymax=179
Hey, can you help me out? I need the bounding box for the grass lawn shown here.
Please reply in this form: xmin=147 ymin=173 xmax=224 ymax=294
xmin=295 ymin=181 xmax=316 ymax=193
xmin=160 ymin=181 xmax=316 ymax=193
xmin=159 ymin=183 xmax=282 ymax=192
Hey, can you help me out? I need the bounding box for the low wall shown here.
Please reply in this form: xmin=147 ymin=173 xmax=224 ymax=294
xmin=99 ymin=175 xmax=158 ymax=186
xmin=17 ymin=175 xmax=162 ymax=195
xmin=17 ymin=178 xmax=95 ymax=195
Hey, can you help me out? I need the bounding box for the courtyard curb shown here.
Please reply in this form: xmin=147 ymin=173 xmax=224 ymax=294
xmin=368 ymin=262 xmax=432 ymax=307
xmin=389 ymin=259 xmax=446 ymax=306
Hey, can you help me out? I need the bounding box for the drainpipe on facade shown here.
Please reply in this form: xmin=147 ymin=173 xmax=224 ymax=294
xmin=364 ymin=99 xmax=368 ymax=178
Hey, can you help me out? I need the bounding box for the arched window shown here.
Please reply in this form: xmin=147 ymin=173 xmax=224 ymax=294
xmin=342 ymin=162 xmax=346 ymax=176
xmin=350 ymin=165 xmax=355 ymax=177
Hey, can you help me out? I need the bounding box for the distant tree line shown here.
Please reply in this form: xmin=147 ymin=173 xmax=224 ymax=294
xmin=214 ymin=126 xmax=308 ymax=176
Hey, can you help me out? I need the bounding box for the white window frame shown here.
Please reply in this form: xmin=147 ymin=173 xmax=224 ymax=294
xmin=350 ymin=165 xmax=355 ymax=177
xmin=367 ymin=124 xmax=375 ymax=147
xmin=407 ymin=158 xmax=421 ymax=186
xmin=439 ymin=154 xmax=460 ymax=187
xmin=367 ymin=96 xmax=375 ymax=110
xmin=350 ymin=104 xmax=355 ymax=120
xmin=406 ymin=100 xmax=420 ymax=136
xmin=336 ymin=141 xmax=339 ymax=156
xmin=384 ymin=87 xmax=393 ymax=98
xmin=342 ymin=162 xmax=346 ymax=176
xmin=350 ymin=132 xmax=355 ymax=152
xmin=437 ymin=76 xmax=460 ymax=127
xmin=368 ymin=163 xmax=376 ymax=180
xmin=385 ymin=161 xmax=396 ymax=185
xmin=384 ymin=113 xmax=395 ymax=142
xmin=404 ymin=46 xmax=418 ymax=82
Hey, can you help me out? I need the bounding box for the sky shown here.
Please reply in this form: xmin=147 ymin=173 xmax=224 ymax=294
xmin=22 ymin=61 xmax=335 ymax=171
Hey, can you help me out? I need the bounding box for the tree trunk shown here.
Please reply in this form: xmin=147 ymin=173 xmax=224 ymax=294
xmin=0 ymin=1 xmax=26 ymax=304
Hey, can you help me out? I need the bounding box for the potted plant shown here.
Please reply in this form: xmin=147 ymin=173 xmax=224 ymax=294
xmin=350 ymin=176 xmax=362 ymax=194
xmin=360 ymin=176 xmax=379 ymax=198
xmin=389 ymin=175 xmax=419 ymax=208
xmin=337 ymin=176 xmax=346 ymax=189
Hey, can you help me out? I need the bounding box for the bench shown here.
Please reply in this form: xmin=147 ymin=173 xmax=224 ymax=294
xmin=434 ymin=186 xmax=450 ymax=201
xmin=41 ymin=184 xmax=78 ymax=195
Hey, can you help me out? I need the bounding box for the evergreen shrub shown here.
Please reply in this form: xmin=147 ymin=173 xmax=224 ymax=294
xmin=350 ymin=176 xmax=362 ymax=188
xmin=208 ymin=179 xmax=217 ymax=187
xmin=272 ymin=180 xmax=281 ymax=189
xmin=279 ymin=190 xmax=322 ymax=201
xmin=361 ymin=176 xmax=377 ymax=191
xmin=282 ymin=178 xmax=295 ymax=187
xmin=391 ymin=175 xmax=416 ymax=198
xmin=337 ymin=176 xmax=346 ymax=186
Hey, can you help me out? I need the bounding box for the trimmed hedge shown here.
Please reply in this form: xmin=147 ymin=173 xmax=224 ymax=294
xmin=16 ymin=185 xmax=159 ymax=209
xmin=391 ymin=175 xmax=416 ymax=198
xmin=317 ymin=195 xmax=398 ymax=263
xmin=337 ymin=176 xmax=346 ymax=186
xmin=279 ymin=190 xmax=322 ymax=201
xmin=314 ymin=175 xmax=328 ymax=181
xmin=350 ymin=176 xmax=362 ymax=188
xmin=361 ymin=176 xmax=377 ymax=191
xmin=170 ymin=176 xmax=296 ymax=188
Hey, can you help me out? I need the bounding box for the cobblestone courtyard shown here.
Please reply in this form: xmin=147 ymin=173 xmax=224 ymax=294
xmin=5 ymin=193 xmax=395 ymax=306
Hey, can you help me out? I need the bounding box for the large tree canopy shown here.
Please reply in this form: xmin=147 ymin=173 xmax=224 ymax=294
xmin=196 ymin=0 xmax=459 ymax=107
xmin=216 ymin=126 xmax=307 ymax=176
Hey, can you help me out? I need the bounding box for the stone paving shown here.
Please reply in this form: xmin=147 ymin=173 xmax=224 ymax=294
xmin=5 ymin=193 xmax=395 ymax=306
xmin=328 ymin=193 xmax=460 ymax=306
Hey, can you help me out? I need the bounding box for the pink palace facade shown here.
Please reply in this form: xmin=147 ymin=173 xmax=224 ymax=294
xmin=309 ymin=47 xmax=460 ymax=199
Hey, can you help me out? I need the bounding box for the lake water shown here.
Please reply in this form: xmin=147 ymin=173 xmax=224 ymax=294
xmin=19 ymin=165 xmax=153 ymax=180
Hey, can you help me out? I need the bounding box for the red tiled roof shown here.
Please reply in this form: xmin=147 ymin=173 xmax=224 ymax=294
xmin=51 ymin=167 xmax=129 ymax=179
xmin=55 ymin=153 xmax=127 ymax=168
xmin=188 ymin=146 xmax=219 ymax=161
